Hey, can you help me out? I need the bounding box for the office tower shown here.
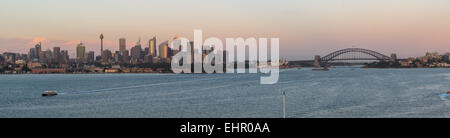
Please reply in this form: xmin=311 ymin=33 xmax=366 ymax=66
xmin=61 ymin=50 xmax=69 ymax=64
xmin=149 ymin=37 xmax=156 ymax=57
xmin=45 ymin=49 xmax=52 ymax=59
xmin=53 ymin=47 xmax=61 ymax=64
xmin=159 ymin=41 xmax=171 ymax=62
xmin=0 ymin=54 xmax=4 ymax=65
xmin=3 ymin=53 xmax=16 ymax=63
xmin=29 ymin=48 xmax=38 ymax=61
xmin=38 ymin=50 xmax=52 ymax=64
xmin=102 ymin=49 xmax=112 ymax=63
xmin=53 ymin=47 xmax=60 ymax=58
xmin=35 ymin=42 xmax=42 ymax=60
xmin=144 ymin=55 xmax=152 ymax=63
xmin=88 ymin=51 xmax=95 ymax=63
xmin=144 ymin=47 xmax=149 ymax=56
xmin=114 ymin=51 xmax=121 ymax=62
xmin=119 ymin=38 xmax=126 ymax=55
xmin=122 ymin=50 xmax=130 ymax=63
xmin=130 ymin=39 xmax=142 ymax=63
xmin=131 ymin=45 xmax=142 ymax=62
xmin=100 ymin=34 xmax=104 ymax=57
xmin=76 ymin=42 xmax=86 ymax=60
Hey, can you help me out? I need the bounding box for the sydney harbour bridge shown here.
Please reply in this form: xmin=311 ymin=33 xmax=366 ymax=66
xmin=289 ymin=48 xmax=396 ymax=67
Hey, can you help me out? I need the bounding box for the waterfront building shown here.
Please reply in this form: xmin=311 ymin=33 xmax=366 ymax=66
xmin=399 ymin=61 xmax=411 ymax=67
xmin=420 ymin=57 xmax=429 ymax=64
xmin=425 ymin=52 xmax=441 ymax=60
xmin=105 ymin=68 xmax=120 ymax=73
xmin=31 ymin=68 xmax=66 ymax=74
xmin=27 ymin=62 xmax=42 ymax=69
xmin=442 ymin=54 xmax=449 ymax=62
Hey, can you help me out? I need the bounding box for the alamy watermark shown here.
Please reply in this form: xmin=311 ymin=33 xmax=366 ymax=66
xmin=171 ymin=30 xmax=279 ymax=84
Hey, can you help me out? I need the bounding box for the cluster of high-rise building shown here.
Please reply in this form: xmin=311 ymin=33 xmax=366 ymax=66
xmin=0 ymin=42 xmax=71 ymax=73
xmin=94 ymin=35 xmax=177 ymax=65
xmin=1 ymin=35 xmax=180 ymax=66
xmin=28 ymin=42 xmax=70 ymax=66
xmin=0 ymin=34 xmax=211 ymax=74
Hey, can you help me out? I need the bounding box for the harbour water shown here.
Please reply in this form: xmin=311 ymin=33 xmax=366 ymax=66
xmin=0 ymin=67 xmax=449 ymax=118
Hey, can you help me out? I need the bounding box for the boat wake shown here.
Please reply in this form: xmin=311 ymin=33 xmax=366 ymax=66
xmin=63 ymin=75 xmax=239 ymax=95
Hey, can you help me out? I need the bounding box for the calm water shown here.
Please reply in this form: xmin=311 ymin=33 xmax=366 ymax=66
xmin=1 ymin=68 xmax=449 ymax=118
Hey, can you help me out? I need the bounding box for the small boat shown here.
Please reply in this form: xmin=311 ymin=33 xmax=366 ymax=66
xmin=447 ymin=90 xmax=450 ymax=94
xmin=312 ymin=66 xmax=329 ymax=71
xmin=42 ymin=91 xmax=58 ymax=96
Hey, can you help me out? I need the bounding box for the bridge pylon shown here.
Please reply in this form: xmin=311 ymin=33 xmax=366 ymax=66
xmin=314 ymin=55 xmax=321 ymax=67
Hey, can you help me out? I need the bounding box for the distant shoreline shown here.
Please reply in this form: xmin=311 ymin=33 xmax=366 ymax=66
xmin=0 ymin=72 xmax=174 ymax=75
xmin=2 ymin=67 xmax=449 ymax=75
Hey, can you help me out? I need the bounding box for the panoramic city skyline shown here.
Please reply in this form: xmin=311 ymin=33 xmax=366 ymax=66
xmin=1 ymin=0 xmax=450 ymax=60
xmin=2 ymin=0 xmax=450 ymax=131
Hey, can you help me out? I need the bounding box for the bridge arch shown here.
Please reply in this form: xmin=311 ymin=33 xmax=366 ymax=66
xmin=317 ymin=48 xmax=390 ymax=66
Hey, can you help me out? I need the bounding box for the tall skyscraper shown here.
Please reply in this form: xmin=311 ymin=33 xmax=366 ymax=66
xmin=114 ymin=51 xmax=121 ymax=62
xmin=87 ymin=51 xmax=95 ymax=63
xmin=53 ymin=47 xmax=60 ymax=57
xmin=131 ymin=46 xmax=142 ymax=62
xmin=61 ymin=50 xmax=69 ymax=63
xmin=119 ymin=38 xmax=126 ymax=54
xmin=53 ymin=47 xmax=61 ymax=64
xmin=149 ymin=37 xmax=156 ymax=57
xmin=29 ymin=48 xmax=38 ymax=61
xmin=122 ymin=50 xmax=130 ymax=63
xmin=144 ymin=47 xmax=149 ymax=58
xmin=35 ymin=42 xmax=42 ymax=60
xmin=76 ymin=42 xmax=86 ymax=60
xmin=100 ymin=34 xmax=104 ymax=57
xmin=159 ymin=41 xmax=171 ymax=62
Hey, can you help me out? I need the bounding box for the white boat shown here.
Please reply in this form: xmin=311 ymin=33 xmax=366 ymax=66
xmin=42 ymin=91 xmax=58 ymax=96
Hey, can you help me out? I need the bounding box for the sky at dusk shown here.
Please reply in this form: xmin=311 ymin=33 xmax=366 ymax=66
xmin=1 ymin=0 xmax=450 ymax=60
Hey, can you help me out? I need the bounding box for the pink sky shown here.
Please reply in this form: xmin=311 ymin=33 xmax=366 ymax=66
xmin=1 ymin=0 xmax=450 ymax=60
